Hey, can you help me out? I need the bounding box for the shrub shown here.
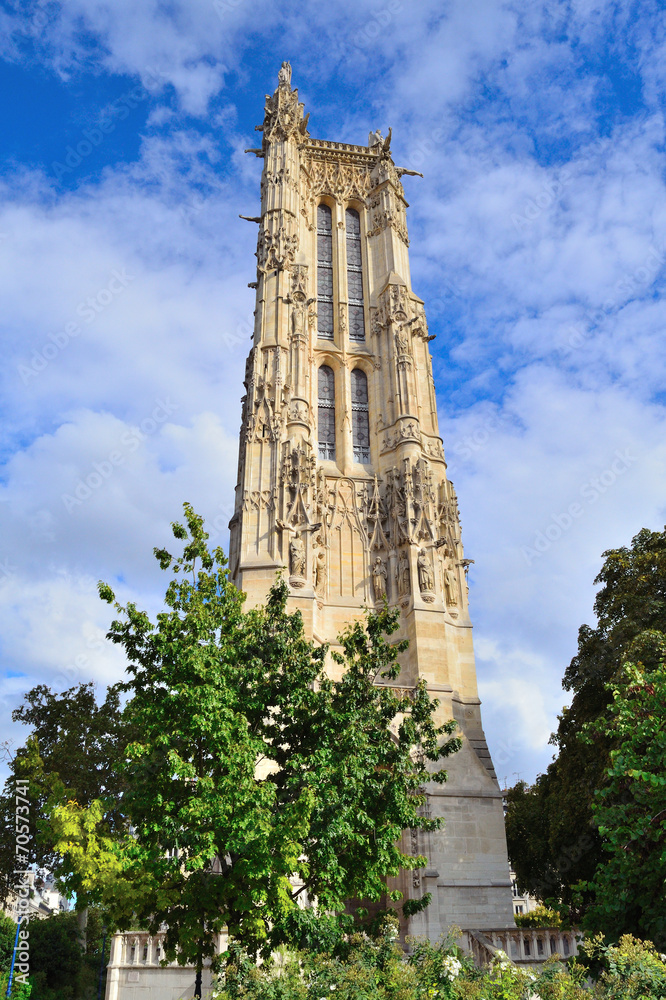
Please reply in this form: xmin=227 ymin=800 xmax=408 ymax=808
xmin=583 ymin=933 xmax=666 ymax=999
xmin=0 ymin=968 xmax=32 ymax=999
xmin=515 ymin=905 xmax=563 ymax=929
xmin=210 ymin=930 xmax=666 ymax=1000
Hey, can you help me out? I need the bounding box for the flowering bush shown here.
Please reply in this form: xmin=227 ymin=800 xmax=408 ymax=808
xmin=580 ymin=934 xmax=666 ymax=999
xmin=211 ymin=931 xmax=666 ymax=1000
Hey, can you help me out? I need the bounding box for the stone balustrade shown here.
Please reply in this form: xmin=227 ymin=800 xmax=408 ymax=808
xmin=108 ymin=930 xmax=178 ymax=968
xmin=464 ymin=927 xmax=583 ymax=967
xmin=105 ymin=930 xmax=224 ymax=1000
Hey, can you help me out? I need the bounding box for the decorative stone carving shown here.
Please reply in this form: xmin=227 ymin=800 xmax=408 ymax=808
xmin=398 ymin=548 xmax=411 ymax=597
xmin=280 ymin=442 xmax=315 ymax=490
xmin=257 ymin=221 xmax=298 ymax=271
xmin=287 ymin=399 xmax=308 ymax=422
xmin=314 ymin=544 xmax=327 ymax=595
xmin=417 ymin=547 xmax=436 ymax=602
xmin=278 ymin=61 xmax=292 ymax=87
xmin=371 ymin=556 xmax=388 ymax=603
xmin=291 ymin=264 xmax=308 ymax=301
xmin=242 ymin=489 xmax=275 ymax=511
xmin=395 ymin=328 xmax=411 ymax=355
xmin=260 ymin=67 xmax=309 ymax=144
xmin=289 ymin=531 xmax=306 ymax=582
xmin=278 ymin=518 xmax=321 ymax=588
xmin=304 ymin=156 xmax=372 ymax=210
xmin=291 ymin=300 xmax=305 ymax=337
xmin=443 ymin=556 xmax=458 ymax=606
xmin=371 ymin=312 xmax=383 ymax=337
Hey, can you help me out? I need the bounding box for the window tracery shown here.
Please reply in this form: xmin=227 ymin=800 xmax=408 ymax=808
xmin=318 ymin=364 xmax=336 ymax=460
xmin=317 ymin=205 xmax=334 ymax=339
xmin=345 ymin=208 xmax=365 ymax=342
xmin=351 ymin=367 xmax=370 ymax=463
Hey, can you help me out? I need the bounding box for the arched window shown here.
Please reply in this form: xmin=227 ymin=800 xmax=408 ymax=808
xmin=346 ymin=208 xmax=365 ymax=341
xmin=318 ymin=365 xmax=336 ymax=460
xmin=317 ymin=205 xmax=334 ymax=339
xmin=351 ymin=368 xmax=370 ymax=463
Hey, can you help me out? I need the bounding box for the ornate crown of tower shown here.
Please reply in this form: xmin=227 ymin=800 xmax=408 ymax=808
xmin=229 ymin=62 xmax=514 ymax=936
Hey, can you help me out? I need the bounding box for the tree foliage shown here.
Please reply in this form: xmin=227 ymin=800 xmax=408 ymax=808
xmin=582 ymin=632 xmax=666 ymax=947
xmin=0 ymin=681 xmax=128 ymax=900
xmin=20 ymin=909 xmax=108 ymax=1000
xmin=505 ymin=526 xmax=666 ymax=931
xmin=50 ymin=504 xmax=461 ymax=974
xmin=0 ymin=911 xmax=17 ymax=970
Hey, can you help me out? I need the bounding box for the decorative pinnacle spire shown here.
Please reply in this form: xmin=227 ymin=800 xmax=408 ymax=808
xmin=255 ymin=62 xmax=310 ymax=145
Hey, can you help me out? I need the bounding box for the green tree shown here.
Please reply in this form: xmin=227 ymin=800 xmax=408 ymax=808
xmin=582 ymin=630 xmax=666 ymax=947
xmin=0 ymin=911 xmax=18 ymax=970
xmin=505 ymin=526 xmax=666 ymax=920
xmin=51 ymin=505 xmax=460 ymax=994
xmin=0 ymin=681 xmax=128 ymax=904
xmin=28 ymin=912 xmax=83 ymax=1000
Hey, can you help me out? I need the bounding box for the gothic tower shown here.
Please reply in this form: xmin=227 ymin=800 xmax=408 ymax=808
xmin=229 ymin=62 xmax=514 ymax=936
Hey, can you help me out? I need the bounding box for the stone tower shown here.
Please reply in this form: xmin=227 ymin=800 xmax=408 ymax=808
xmin=229 ymin=62 xmax=514 ymax=937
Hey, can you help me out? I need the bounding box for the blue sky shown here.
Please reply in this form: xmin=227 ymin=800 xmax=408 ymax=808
xmin=0 ymin=0 xmax=665 ymax=788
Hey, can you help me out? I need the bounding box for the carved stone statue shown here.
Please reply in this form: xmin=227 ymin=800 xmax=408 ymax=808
xmin=278 ymin=61 xmax=292 ymax=86
xmin=277 ymin=520 xmax=321 ymax=586
xmin=290 ymin=531 xmax=306 ymax=578
xmin=444 ymin=560 xmax=458 ymax=606
xmin=395 ymin=329 xmax=409 ymax=354
xmin=291 ymin=301 xmax=304 ymax=336
xmin=314 ymin=547 xmax=326 ymax=594
xmin=398 ymin=549 xmax=410 ymax=597
xmin=371 ymin=556 xmax=388 ymax=603
xmin=417 ymin=548 xmax=435 ymax=594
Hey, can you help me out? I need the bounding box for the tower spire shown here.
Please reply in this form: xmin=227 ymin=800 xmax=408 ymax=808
xmin=229 ymin=80 xmax=514 ymax=940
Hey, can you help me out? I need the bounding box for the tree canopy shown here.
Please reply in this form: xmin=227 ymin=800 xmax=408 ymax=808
xmin=505 ymin=526 xmax=666 ymax=935
xmin=583 ymin=631 xmax=666 ymax=947
xmin=0 ymin=681 xmax=128 ymax=902
xmin=49 ymin=504 xmax=461 ymax=983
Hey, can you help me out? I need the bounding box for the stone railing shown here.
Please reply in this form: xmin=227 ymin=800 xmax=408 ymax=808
xmin=464 ymin=927 xmax=583 ymax=966
xmin=108 ymin=930 xmax=176 ymax=969
xmin=105 ymin=930 xmax=225 ymax=1000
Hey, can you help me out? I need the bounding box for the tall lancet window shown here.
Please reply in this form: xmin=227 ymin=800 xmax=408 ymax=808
xmin=317 ymin=205 xmax=334 ymax=339
xmin=346 ymin=208 xmax=365 ymax=342
xmin=351 ymin=368 xmax=370 ymax=463
xmin=318 ymin=365 xmax=336 ymax=460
